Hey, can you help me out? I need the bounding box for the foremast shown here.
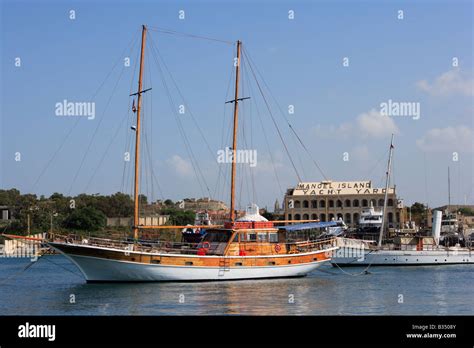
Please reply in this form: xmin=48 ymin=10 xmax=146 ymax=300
xmin=133 ymin=25 xmax=148 ymax=241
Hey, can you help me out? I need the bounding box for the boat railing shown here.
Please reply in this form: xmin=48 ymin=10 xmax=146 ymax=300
xmin=50 ymin=233 xmax=338 ymax=255
xmin=49 ymin=233 xmax=204 ymax=254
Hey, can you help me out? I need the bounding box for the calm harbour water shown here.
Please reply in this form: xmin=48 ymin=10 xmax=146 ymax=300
xmin=0 ymin=255 xmax=472 ymax=315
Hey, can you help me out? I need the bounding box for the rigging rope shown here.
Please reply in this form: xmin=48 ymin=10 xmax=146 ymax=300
xmin=67 ymin=61 xmax=127 ymax=196
xmin=243 ymin=47 xmax=329 ymax=181
xmin=147 ymin=26 xmax=233 ymax=45
xmin=147 ymin=33 xmax=211 ymax=198
xmin=30 ymin=29 xmax=141 ymax=193
xmin=149 ymin=34 xmax=231 ymax=196
xmin=241 ymin=47 xmax=302 ymax=183
xmin=241 ymin=56 xmax=284 ymax=196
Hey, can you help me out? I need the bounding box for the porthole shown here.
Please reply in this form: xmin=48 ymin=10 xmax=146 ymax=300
xmin=234 ymin=262 xmax=243 ymax=266
xmin=288 ymin=260 xmax=292 ymax=264
xmin=185 ymin=261 xmax=193 ymax=266
xmin=267 ymin=261 xmax=276 ymax=266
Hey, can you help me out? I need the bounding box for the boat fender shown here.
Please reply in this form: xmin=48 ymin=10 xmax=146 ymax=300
xmin=202 ymin=241 xmax=210 ymax=250
xmin=197 ymin=248 xmax=206 ymax=255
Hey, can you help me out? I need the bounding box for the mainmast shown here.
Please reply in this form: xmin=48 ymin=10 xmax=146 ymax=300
xmin=378 ymin=134 xmax=394 ymax=247
xmin=132 ymin=25 xmax=147 ymax=240
xmin=229 ymin=40 xmax=242 ymax=222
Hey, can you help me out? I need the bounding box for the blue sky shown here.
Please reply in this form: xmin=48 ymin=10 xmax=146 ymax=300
xmin=1 ymin=0 xmax=473 ymax=210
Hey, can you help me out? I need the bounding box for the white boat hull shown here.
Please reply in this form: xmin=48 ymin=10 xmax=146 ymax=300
xmin=63 ymin=253 xmax=327 ymax=282
xmin=331 ymin=247 xmax=474 ymax=266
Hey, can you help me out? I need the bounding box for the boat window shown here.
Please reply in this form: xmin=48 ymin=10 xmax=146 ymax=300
xmin=232 ymin=233 xmax=239 ymax=243
xmin=269 ymin=233 xmax=278 ymax=243
xmin=246 ymin=233 xmax=257 ymax=242
xmin=257 ymin=233 xmax=267 ymax=242
xmin=202 ymin=230 xmax=232 ymax=243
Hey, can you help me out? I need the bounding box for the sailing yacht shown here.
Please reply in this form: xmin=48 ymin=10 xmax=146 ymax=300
xmin=332 ymin=136 xmax=474 ymax=266
xmin=46 ymin=25 xmax=338 ymax=282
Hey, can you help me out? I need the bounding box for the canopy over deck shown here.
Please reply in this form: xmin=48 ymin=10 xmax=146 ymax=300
xmin=279 ymin=221 xmax=338 ymax=232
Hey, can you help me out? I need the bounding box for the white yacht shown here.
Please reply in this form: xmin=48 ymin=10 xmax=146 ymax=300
xmin=332 ymin=210 xmax=473 ymax=266
xmin=331 ymin=136 xmax=473 ymax=267
xmin=358 ymin=204 xmax=383 ymax=230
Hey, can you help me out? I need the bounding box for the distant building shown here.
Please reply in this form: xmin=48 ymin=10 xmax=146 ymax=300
xmin=175 ymin=198 xmax=228 ymax=212
xmin=433 ymin=205 xmax=474 ymax=230
xmin=0 ymin=206 xmax=12 ymax=221
xmin=284 ymin=180 xmax=404 ymax=228
xmin=106 ymin=215 xmax=170 ymax=227
xmin=434 ymin=205 xmax=474 ymax=213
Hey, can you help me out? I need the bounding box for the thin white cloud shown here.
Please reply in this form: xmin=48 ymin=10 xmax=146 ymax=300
xmin=416 ymin=126 xmax=473 ymax=153
xmin=416 ymin=69 xmax=473 ymax=97
xmin=312 ymin=109 xmax=399 ymax=139
xmin=355 ymin=109 xmax=399 ymax=138
xmin=352 ymin=145 xmax=370 ymax=162
xmin=167 ymin=155 xmax=193 ymax=177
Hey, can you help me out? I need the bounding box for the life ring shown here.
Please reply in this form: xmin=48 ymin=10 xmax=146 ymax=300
xmin=274 ymin=244 xmax=282 ymax=253
xmin=324 ymin=250 xmax=332 ymax=258
xmin=202 ymin=241 xmax=211 ymax=250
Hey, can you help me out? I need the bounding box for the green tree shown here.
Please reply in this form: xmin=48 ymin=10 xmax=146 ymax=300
xmin=64 ymin=206 xmax=106 ymax=231
xmin=458 ymin=207 xmax=474 ymax=216
xmin=410 ymin=202 xmax=426 ymax=215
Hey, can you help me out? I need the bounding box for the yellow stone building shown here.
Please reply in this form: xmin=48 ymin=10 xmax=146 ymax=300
xmin=284 ymin=180 xmax=404 ymax=228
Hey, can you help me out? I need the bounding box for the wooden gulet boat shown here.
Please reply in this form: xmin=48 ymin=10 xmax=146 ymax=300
xmin=47 ymin=25 xmax=339 ymax=282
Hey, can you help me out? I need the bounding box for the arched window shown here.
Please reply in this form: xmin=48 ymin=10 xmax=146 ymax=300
xmin=388 ymin=212 xmax=393 ymax=223
xmin=353 ymin=213 xmax=360 ymax=223
xmin=370 ymin=199 xmax=376 ymax=207
xmin=288 ymin=214 xmax=292 ymax=220
xmin=388 ymin=199 xmax=394 ymax=206
xmin=353 ymin=199 xmax=359 ymax=207
xmin=294 ymin=214 xmax=301 ymax=221
xmin=345 ymin=213 xmax=352 ymax=224
xmin=337 ymin=213 xmax=343 ymax=221
xmin=344 ymin=199 xmax=351 ymax=207
xmin=311 ymin=200 xmax=317 ymax=208
xmin=329 ymin=200 xmax=334 ymax=208
xmin=337 ymin=200 xmax=343 ymax=208
xmin=378 ymin=199 xmax=384 ymax=207
xmin=320 ymin=214 xmax=326 ymax=222
xmin=362 ymin=199 xmax=368 ymax=207
xmin=303 ymin=213 xmax=309 ymax=220
xmin=319 ymin=200 xmax=326 ymax=208
xmin=303 ymin=200 xmax=309 ymax=208
xmin=329 ymin=213 xmax=335 ymax=221
xmin=294 ymin=200 xmax=301 ymax=208
xmin=311 ymin=213 xmax=318 ymax=220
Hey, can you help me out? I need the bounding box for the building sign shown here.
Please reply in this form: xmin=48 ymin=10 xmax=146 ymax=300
xmin=292 ymin=181 xmax=395 ymax=196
